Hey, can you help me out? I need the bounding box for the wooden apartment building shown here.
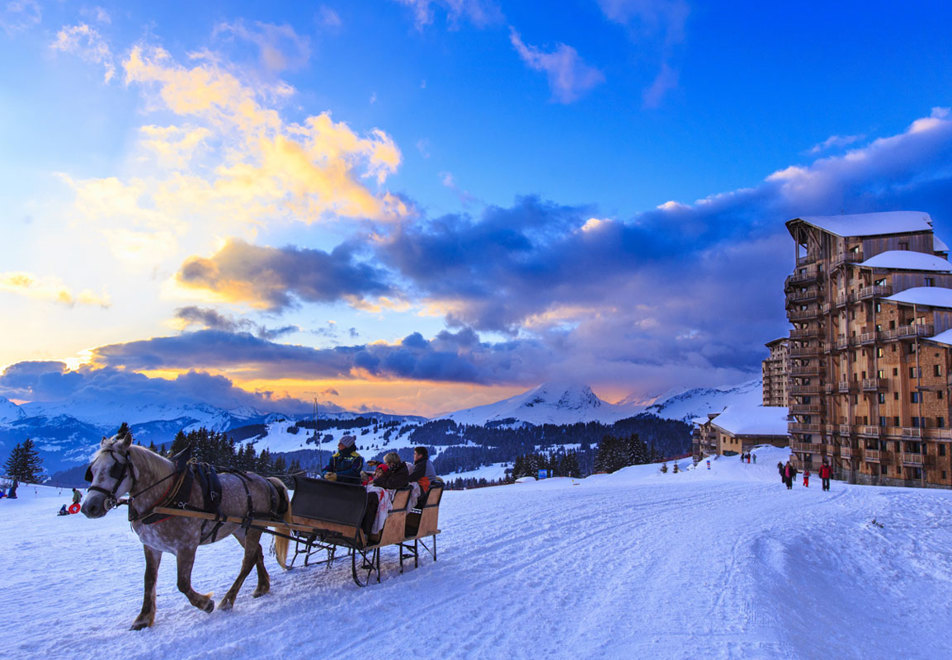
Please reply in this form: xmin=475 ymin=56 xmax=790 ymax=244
xmin=762 ymin=338 xmax=789 ymax=407
xmin=785 ymin=211 xmax=952 ymax=488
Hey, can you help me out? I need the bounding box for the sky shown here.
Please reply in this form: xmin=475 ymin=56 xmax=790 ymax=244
xmin=2 ymin=1 xmax=952 ymax=417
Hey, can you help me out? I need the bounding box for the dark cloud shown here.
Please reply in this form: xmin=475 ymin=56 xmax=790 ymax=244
xmin=88 ymin=328 xmax=552 ymax=385
xmin=175 ymin=306 xmax=298 ymax=340
xmin=177 ymin=239 xmax=392 ymax=311
xmin=0 ymin=361 xmax=312 ymax=415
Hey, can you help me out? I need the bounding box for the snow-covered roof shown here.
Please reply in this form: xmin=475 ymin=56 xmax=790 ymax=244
xmin=709 ymin=405 xmax=789 ymax=437
xmin=791 ymin=211 xmax=933 ymax=238
xmin=884 ymin=287 xmax=952 ymax=309
xmin=859 ymin=250 xmax=952 ymax=272
xmin=935 ymin=235 xmax=949 ymax=252
xmin=927 ymin=329 xmax=952 ymax=347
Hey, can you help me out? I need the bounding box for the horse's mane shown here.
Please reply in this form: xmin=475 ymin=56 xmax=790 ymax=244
xmin=93 ymin=437 xmax=173 ymax=479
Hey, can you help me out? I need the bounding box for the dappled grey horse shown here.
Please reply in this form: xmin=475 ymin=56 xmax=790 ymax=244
xmin=82 ymin=432 xmax=291 ymax=629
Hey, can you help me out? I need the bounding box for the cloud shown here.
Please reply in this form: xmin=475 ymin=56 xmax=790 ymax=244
xmin=214 ymin=20 xmax=311 ymax=73
xmin=86 ymin=328 xmax=551 ymax=385
xmin=176 ymin=238 xmax=394 ymax=310
xmin=0 ymin=271 xmax=110 ymax=308
xmin=394 ymin=0 xmax=503 ymax=30
xmin=0 ymin=361 xmax=311 ymax=415
xmin=807 ymin=133 xmax=866 ymax=155
xmin=597 ymin=0 xmax=689 ymax=107
xmin=368 ymin=107 xmax=952 ymax=388
xmin=50 ymin=23 xmax=116 ymax=82
xmin=317 ymin=6 xmax=342 ymax=30
xmin=59 ymin=43 xmax=406 ymax=272
xmin=509 ymin=28 xmax=605 ymax=103
xmin=174 ymin=306 xmax=298 ymax=340
xmin=0 ymin=0 xmax=40 ymax=34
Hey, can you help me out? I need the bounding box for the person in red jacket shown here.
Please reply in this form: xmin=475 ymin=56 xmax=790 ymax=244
xmin=819 ymin=463 xmax=833 ymax=491
xmin=803 ymin=469 xmax=810 ymax=488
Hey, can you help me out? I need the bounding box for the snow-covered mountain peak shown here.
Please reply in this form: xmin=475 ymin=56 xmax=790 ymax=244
xmin=0 ymin=397 xmax=25 ymax=423
xmin=440 ymin=381 xmax=630 ymax=426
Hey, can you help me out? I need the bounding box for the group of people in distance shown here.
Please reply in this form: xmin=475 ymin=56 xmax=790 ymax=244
xmin=320 ymin=434 xmax=440 ymax=536
xmin=778 ymin=460 xmax=833 ymax=491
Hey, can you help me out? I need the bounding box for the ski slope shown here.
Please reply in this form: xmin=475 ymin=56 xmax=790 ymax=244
xmin=2 ymin=447 xmax=950 ymax=659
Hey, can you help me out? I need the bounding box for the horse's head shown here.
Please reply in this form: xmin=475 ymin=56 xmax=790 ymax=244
xmin=82 ymin=433 xmax=137 ymax=519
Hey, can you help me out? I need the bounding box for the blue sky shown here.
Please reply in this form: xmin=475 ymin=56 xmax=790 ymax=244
xmin=2 ymin=0 xmax=952 ymax=415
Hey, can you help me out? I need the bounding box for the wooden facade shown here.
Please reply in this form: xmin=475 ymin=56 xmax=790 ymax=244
xmin=785 ymin=214 xmax=952 ymax=488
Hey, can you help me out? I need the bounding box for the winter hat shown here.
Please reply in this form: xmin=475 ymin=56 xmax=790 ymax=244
xmin=376 ymin=463 xmax=389 ymax=472
xmin=339 ymin=435 xmax=356 ymax=448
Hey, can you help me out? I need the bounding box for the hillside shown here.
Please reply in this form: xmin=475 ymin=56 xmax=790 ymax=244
xmin=4 ymin=446 xmax=951 ymax=658
xmin=0 ymin=379 xmax=761 ymax=483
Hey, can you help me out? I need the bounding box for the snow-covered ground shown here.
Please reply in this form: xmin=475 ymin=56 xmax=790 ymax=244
xmin=2 ymin=446 xmax=951 ymax=659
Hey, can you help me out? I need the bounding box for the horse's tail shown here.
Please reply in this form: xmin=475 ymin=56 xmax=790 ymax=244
xmin=268 ymin=477 xmax=292 ymax=570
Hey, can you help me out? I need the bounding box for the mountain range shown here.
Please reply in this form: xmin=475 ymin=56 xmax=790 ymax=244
xmin=0 ymin=379 xmax=763 ymax=480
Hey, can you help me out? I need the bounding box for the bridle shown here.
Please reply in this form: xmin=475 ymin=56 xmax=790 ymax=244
xmin=84 ymin=449 xmax=137 ymax=512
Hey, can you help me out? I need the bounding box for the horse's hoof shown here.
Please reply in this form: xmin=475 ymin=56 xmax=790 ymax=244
xmin=130 ymin=619 xmax=151 ymax=631
xmin=203 ymin=600 xmax=216 ymax=613
xmin=218 ymin=598 xmax=233 ymax=611
xmin=252 ymin=585 xmax=269 ymax=598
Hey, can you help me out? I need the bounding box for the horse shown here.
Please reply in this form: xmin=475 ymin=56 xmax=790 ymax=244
xmin=82 ymin=432 xmax=293 ymax=629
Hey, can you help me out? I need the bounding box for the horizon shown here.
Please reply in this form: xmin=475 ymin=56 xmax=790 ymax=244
xmin=3 ymin=2 xmax=952 ymax=416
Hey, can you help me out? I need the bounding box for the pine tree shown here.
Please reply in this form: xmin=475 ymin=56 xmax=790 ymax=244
xmin=4 ymin=438 xmax=44 ymax=482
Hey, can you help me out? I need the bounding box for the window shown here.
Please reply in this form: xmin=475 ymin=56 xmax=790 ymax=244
xmin=875 ymin=278 xmax=887 ymax=287
xmin=942 ymin=446 xmax=949 ymax=458
xmin=894 ymin=417 xmax=900 ymax=427
xmin=877 ymin=348 xmax=884 ymax=358
xmin=912 ymin=417 xmax=922 ymax=428
xmin=894 ymin=392 xmax=899 ymax=400
xmin=876 ymin=303 xmax=882 ymax=313
xmin=935 ymin=364 xmax=943 ymax=377
xmin=940 ymin=419 xmax=947 ymax=431
xmin=883 ymin=465 xmax=888 ymax=475
xmin=893 ymin=368 xmax=899 ymax=376
xmin=879 ymin=416 xmax=887 ymax=427
xmin=878 ymin=393 xmax=886 ymax=404
xmin=925 ymin=277 xmax=935 ymax=287
xmin=939 ymin=391 xmax=945 ymax=401
xmin=878 ymin=370 xmax=885 ymax=379
xmin=911 ymin=392 xmax=920 ymax=403
xmin=910 ymin=367 xmax=917 ymax=378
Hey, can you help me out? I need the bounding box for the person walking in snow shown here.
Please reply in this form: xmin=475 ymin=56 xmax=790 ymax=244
xmin=72 ymin=488 xmax=82 ymax=505
xmin=819 ymin=463 xmax=832 ymax=491
xmin=783 ymin=461 xmax=797 ymax=490
xmin=752 ymin=453 xmax=757 ymax=464
xmin=777 ymin=461 xmax=785 ymax=483
xmin=803 ymin=469 xmax=810 ymax=488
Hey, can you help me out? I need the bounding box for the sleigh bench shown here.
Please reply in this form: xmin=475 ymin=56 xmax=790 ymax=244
xmin=285 ymin=475 xmax=443 ymax=586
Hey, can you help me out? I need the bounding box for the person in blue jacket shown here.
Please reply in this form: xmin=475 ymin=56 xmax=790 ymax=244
xmin=322 ymin=435 xmax=364 ymax=484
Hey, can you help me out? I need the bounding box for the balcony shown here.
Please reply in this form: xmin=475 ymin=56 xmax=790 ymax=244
xmin=900 ymin=427 xmax=924 ymax=439
xmin=789 ymin=345 xmax=819 ymax=358
xmin=791 ymin=364 xmax=821 ymax=377
xmin=789 ymin=309 xmax=820 ymax=322
xmin=923 ymin=428 xmax=952 ymax=441
xmin=790 ymin=383 xmax=821 ymax=395
xmin=880 ymin=324 xmax=934 ymax=341
xmin=791 ymin=441 xmax=821 ymax=454
xmin=832 ymin=252 xmax=863 ymax=269
xmin=785 ymin=266 xmax=820 ymax=288
xmin=840 ymin=446 xmax=853 ymax=459
xmin=789 ymin=423 xmax=821 ymax=434
xmin=837 ymin=381 xmax=853 ymax=393
xmin=856 ymin=332 xmax=878 ymax=346
xmin=861 ymin=378 xmax=884 ymax=391
xmin=786 ymin=288 xmax=819 ymax=305
xmin=864 ymin=449 xmax=881 ymax=463
xmin=838 ymin=424 xmax=853 ymax=436
xmin=790 ymin=327 xmax=819 ymax=340
xmin=834 ymin=336 xmax=850 ymax=351
xmin=857 ymin=284 xmax=893 ymax=300
xmin=856 ymin=426 xmax=882 ymax=438
xmin=901 ymin=452 xmax=924 ymax=467
xmin=790 ymin=403 xmax=822 ymax=414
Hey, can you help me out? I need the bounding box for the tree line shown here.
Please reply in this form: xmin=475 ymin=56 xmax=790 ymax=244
xmin=4 ymin=438 xmax=44 ymax=483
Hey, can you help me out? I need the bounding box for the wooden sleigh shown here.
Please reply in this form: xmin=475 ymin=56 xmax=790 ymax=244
xmin=153 ymin=475 xmax=443 ymax=587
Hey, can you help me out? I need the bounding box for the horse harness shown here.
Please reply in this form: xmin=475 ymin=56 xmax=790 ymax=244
xmin=85 ymin=448 xmax=288 ymax=543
